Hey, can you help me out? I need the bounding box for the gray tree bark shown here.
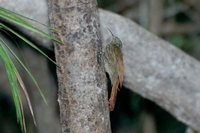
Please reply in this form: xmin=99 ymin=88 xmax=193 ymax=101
xmin=1 ymin=0 xmax=200 ymax=132
xmin=100 ymin=10 xmax=200 ymax=131
xmin=47 ymin=0 xmax=111 ymax=132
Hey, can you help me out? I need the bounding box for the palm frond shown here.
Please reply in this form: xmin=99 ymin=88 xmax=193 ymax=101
xmin=0 ymin=7 xmax=61 ymax=43
xmin=0 ymin=40 xmax=26 ymax=132
xmin=0 ymin=23 xmax=58 ymax=66
xmin=3 ymin=39 xmax=47 ymax=104
xmin=0 ymin=7 xmax=62 ymax=132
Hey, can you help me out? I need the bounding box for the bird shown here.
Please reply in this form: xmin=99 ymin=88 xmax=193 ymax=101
xmin=103 ymin=29 xmax=124 ymax=111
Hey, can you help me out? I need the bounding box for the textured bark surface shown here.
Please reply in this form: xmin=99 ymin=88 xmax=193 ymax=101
xmin=1 ymin=1 xmax=200 ymax=132
xmin=47 ymin=0 xmax=111 ymax=132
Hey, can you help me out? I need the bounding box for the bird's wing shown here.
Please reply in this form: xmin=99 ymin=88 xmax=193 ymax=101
xmin=117 ymin=51 xmax=124 ymax=88
xmin=109 ymin=77 xmax=120 ymax=111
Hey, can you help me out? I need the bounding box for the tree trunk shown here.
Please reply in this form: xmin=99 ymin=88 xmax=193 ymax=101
xmin=2 ymin=1 xmax=200 ymax=132
xmin=47 ymin=0 xmax=111 ymax=132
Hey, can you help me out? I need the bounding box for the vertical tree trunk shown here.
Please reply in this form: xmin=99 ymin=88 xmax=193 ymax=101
xmin=47 ymin=0 xmax=111 ymax=132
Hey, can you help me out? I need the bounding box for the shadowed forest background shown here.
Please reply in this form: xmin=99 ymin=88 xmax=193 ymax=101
xmin=0 ymin=0 xmax=200 ymax=133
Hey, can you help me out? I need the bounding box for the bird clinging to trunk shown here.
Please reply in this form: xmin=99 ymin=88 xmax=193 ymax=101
xmin=104 ymin=29 xmax=124 ymax=111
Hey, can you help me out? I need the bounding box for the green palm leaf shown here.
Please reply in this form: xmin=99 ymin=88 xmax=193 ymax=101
xmin=0 ymin=23 xmax=58 ymax=66
xmin=0 ymin=40 xmax=26 ymax=132
xmin=0 ymin=7 xmax=61 ymax=43
xmin=0 ymin=7 xmax=62 ymax=132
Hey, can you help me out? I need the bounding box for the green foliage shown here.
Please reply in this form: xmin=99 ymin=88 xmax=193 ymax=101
xmin=0 ymin=7 xmax=60 ymax=132
xmin=168 ymin=35 xmax=185 ymax=48
xmin=0 ymin=40 xmax=26 ymax=132
xmin=167 ymin=34 xmax=193 ymax=54
xmin=0 ymin=8 xmax=60 ymax=43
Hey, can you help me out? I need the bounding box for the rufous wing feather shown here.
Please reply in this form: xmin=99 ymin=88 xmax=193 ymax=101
xmin=109 ymin=77 xmax=120 ymax=111
xmin=117 ymin=55 xmax=124 ymax=88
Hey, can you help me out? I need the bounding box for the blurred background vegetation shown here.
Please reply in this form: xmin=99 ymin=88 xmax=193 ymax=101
xmin=98 ymin=0 xmax=200 ymax=132
xmin=0 ymin=0 xmax=200 ymax=133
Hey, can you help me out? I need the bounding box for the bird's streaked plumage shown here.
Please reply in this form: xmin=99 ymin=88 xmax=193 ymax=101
xmin=104 ymin=31 xmax=124 ymax=111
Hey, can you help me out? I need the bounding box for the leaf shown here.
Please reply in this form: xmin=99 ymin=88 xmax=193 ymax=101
xmin=3 ymin=39 xmax=48 ymax=104
xmin=0 ymin=39 xmax=26 ymax=132
xmin=0 ymin=7 xmax=61 ymax=43
xmin=0 ymin=7 xmax=63 ymax=132
xmin=0 ymin=23 xmax=58 ymax=67
xmin=16 ymin=71 xmax=36 ymax=125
